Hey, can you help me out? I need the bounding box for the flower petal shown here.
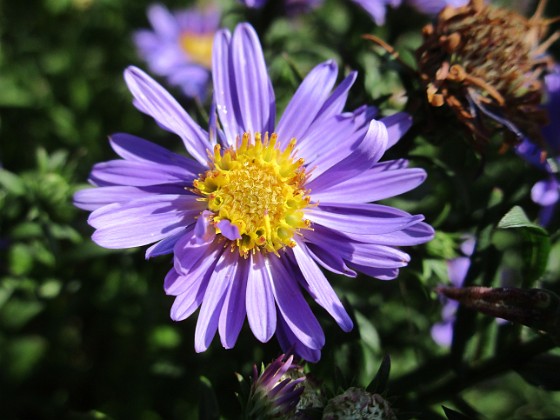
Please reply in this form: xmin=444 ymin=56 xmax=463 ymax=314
xmin=169 ymin=269 xmax=212 ymax=321
xmin=89 ymin=194 xmax=203 ymax=248
xmin=124 ymin=66 xmax=209 ymax=164
xmin=231 ymin=23 xmax=275 ymax=135
xmin=276 ymin=317 xmax=321 ymax=363
xmin=194 ymin=252 xmax=235 ymax=352
xmin=276 ymin=60 xmax=338 ymax=148
xmin=268 ymin=256 xmax=325 ymax=350
xmin=312 ymin=167 xmax=426 ymax=203
xmin=246 ymin=252 xmax=277 ymax=342
xmin=219 ymin=255 xmax=250 ymax=349
xmin=380 ymin=112 xmax=412 ymax=149
xmin=109 ymin=133 xmax=203 ymax=175
xmin=292 ymin=242 xmax=353 ymax=331
xmin=306 ymin=202 xmax=424 ymax=235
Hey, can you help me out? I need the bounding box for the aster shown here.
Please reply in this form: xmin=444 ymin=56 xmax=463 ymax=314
xmin=241 ymin=354 xmax=304 ymax=418
xmin=133 ymin=4 xmax=219 ymax=99
xmin=351 ymin=0 xmax=403 ymax=26
xmin=75 ymin=23 xmax=433 ymax=361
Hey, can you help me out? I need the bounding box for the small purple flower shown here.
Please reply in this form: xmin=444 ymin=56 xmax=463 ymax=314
xmin=516 ymin=65 xmax=560 ymax=226
xmin=245 ymin=354 xmax=305 ymax=418
xmin=238 ymin=0 xmax=323 ymax=15
xmin=75 ymin=23 xmax=433 ymax=361
xmin=431 ymin=236 xmax=475 ymax=347
xmin=133 ymin=4 xmax=220 ymax=99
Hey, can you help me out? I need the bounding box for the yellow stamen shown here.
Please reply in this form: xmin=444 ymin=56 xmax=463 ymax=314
xmin=194 ymin=132 xmax=311 ymax=257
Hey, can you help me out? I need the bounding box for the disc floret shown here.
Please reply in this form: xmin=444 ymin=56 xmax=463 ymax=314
xmin=194 ymin=132 xmax=311 ymax=257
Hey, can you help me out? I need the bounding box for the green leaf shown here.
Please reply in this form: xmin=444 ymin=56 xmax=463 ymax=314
xmin=199 ymin=376 xmax=220 ymax=420
xmin=497 ymin=206 xmax=551 ymax=286
xmin=366 ymin=354 xmax=391 ymax=394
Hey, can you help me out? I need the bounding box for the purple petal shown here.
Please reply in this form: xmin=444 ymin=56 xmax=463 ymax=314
xmin=531 ymin=177 xmax=559 ymax=206
xmin=124 ymin=66 xmax=209 ymax=164
xmin=231 ymin=24 xmax=275 ymax=135
xmin=146 ymin=4 xmax=179 ymax=39
xmin=246 ymin=252 xmax=277 ymax=342
xmin=145 ymin=229 xmax=186 ymax=259
xmin=109 ymin=133 xmax=203 ymax=175
xmin=292 ymin=242 xmax=353 ymax=331
xmin=276 ymin=317 xmax=321 ymax=363
xmin=306 ymin=203 xmax=424 ymax=235
xmin=276 ymin=60 xmax=338 ymax=148
xmin=74 ymin=185 xmax=186 ymax=211
xmin=380 ymin=112 xmax=412 ymax=149
xmin=348 ymin=263 xmax=400 ymax=280
xmin=169 ymin=269 xmax=212 ymax=321
xmin=89 ymin=160 xmax=195 ymax=187
xmin=307 ymin=119 xmax=389 ymax=191
xmin=89 ymin=194 xmax=203 ymax=248
xmin=431 ymin=321 xmax=453 ymax=347
xmin=212 ymin=29 xmax=241 ymax=146
xmin=216 ymin=219 xmax=242 ymax=240
xmin=194 ymin=252 xmax=234 ymax=352
xmin=173 ymin=228 xmax=220 ymax=280
xmin=447 ymin=256 xmax=471 ymax=287
xmin=268 ymin=257 xmax=325 ymax=350
xmin=219 ymin=255 xmax=250 ymax=349
xmin=311 ymin=167 xmax=426 ymax=203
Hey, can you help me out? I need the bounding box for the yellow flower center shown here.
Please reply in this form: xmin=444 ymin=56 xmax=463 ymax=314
xmin=193 ymin=132 xmax=311 ymax=257
xmin=179 ymin=32 xmax=214 ymax=68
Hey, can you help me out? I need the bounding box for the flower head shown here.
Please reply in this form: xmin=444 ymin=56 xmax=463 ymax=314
xmin=133 ymin=4 xmax=220 ymax=99
xmin=75 ymin=23 xmax=433 ymax=361
xmin=416 ymin=0 xmax=556 ymax=149
xmin=244 ymin=354 xmax=305 ymax=418
xmin=322 ymin=387 xmax=397 ymax=420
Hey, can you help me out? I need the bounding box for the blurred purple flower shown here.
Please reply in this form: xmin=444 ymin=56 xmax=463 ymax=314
xmin=431 ymin=236 xmax=475 ymax=347
xmin=239 ymin=0 xmax=323 ymax=15
xmin=75 ymin=23 xmax=433 ymax=361
xmin=133 ymin=4 xmax=220 ymax=99
xmin=516 ymin=65 xmax=560 ymax=226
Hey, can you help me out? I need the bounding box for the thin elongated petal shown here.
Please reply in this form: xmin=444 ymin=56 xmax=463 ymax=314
xmin=380 ymin=112 xmax=412 ymax=149
xmin=307 ymin=119 xmax=389 ymax=191
xmin=109 ymin=133 xmax=203 ymax=175
xmin=169 ymin=269 xmax=212 ymax=321
xmin=292 ymin=242 xmax=353 ymax=331
xmin=89 ymin=195 xmax=203 ymax=248
xmin=124 ymin=66 xmax=209 ymax=164
xmin=268 ymin=257 xmax=325 ymax=350
xmin=74 ymin=185 xmax=182 ymax=211
xmin=306 ymin=203 xmax=424 ymax=235
xmin=246 ymin=253 xmax=277 ymax=342
xmin=212 ymin=29 xmax=241 ymax=146
xmin=231 ymin=24 xmax=274 ymax=135
xmin=316 ymin=71 xmax=358 ymax=121
xmin=145 ymin=230 xmax=186 ymax=259
xmin=312 ymin=167 xmax=426 ymax=203
xmin=276 ymin=60 xmax=338 ymax=148
xmin=195 ymin=252 xmax=234 ymax=352
xmin=219 ymin=255 xmax=250 ymax=349
xmin=90 ymin=159 xmax=194 ymax=187
xmin=276 ymin=317 xmax=321 ymax=363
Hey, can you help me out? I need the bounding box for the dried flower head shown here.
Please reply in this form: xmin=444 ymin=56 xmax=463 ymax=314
xmin=416 ymin=0 xmax=558 ymax=149
xmin=322 ymin=387 xmax=396 ymax=420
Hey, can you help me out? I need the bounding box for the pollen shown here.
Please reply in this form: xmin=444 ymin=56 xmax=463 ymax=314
xmin=193 ymin=132 xmax=311 ymax=257
xmin=180 ymin=32 xmax=214 ymax=68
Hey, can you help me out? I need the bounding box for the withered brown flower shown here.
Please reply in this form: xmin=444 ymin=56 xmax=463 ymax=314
xmin=416 ymin=0 xmax=558 ymax=150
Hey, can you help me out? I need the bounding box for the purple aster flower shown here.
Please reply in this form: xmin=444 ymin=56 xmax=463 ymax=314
xmin=431 ymin=236 xmax=475 ymax=347
xmin=238 ymin=0 xmax=323 ymax=15
xmin=133 ymin=4 xmax=220 ymax=99
xmin=75 ymin=23 xmax=433 ymax=361
xmin=244 ymin=354 xmax=305 ymax=418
